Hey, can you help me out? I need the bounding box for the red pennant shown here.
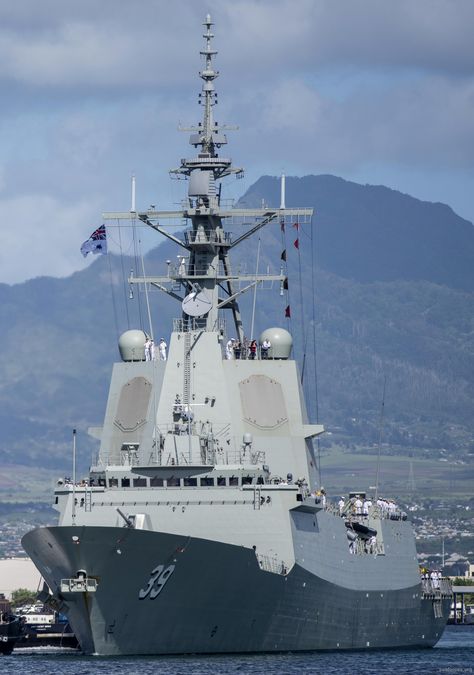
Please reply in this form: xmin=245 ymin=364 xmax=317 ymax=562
xmin=294 ymin=238 xmax=299 ymax=249
xmin=281 ymin=249 xmax=287 ymax=261
xmin=285 ymin=305 xmax=291 ymax=318
xmin=293 ymin=222 xmax=299 ymax=230
xmin=283 ymin=277 xmax=288 ymax=290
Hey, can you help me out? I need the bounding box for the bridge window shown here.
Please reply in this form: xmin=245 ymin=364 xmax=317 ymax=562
xmin=167 ymin=477 xmax=180 ymax=487
xmin=150 ymin=477 xmax=164 ymax=487
xmin=229 ymin=476 xmax=238 ymax=486
xmin=200 ymin=476 xmax=214 ymax=487
xmin=242 ymin=476 xmax=253 ymax=485
xmin=121 ymin=477 xmax=130 ymax=488
xmin=217 ymin=476 xmax=226 ymax=487
xmin=108 ymin=478 xmax=119 ymax=488
xmin=184 ymin=477 xmax=198 ymax=487
xmin=133 ymin=477 xmax=147 ymax=487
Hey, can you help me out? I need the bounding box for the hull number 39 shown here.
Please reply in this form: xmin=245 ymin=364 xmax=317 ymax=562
xmin=139 ymin=564 xmax=176 ymax=600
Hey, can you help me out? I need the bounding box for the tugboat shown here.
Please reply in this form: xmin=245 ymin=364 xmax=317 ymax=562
xmin=0 ymin=595 xmax=24 ymax=655
xmin=16 ymin=602 xmax=78 ymax=649
xmin=22 ymin=14 xmax=451 ymax=656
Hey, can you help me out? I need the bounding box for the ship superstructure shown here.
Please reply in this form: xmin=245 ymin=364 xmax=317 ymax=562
xmin=23 ymin=15 xmax=451 ymax=656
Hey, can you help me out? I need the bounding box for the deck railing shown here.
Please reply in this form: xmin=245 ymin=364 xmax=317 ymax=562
xmin=421 ymin=578 xmax=452 ymax=597
xmin=256 ymin=553 xmax=289 ymax=575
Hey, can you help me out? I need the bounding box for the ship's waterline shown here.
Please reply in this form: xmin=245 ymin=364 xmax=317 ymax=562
xmin=23 ymin=525 xmax=449 ymax=656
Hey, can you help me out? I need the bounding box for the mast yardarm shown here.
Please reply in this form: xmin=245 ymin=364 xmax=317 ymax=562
xmin=103 ymin=14 xmax=311 ymax=339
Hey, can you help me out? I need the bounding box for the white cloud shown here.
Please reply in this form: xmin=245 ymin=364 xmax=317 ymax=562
xmin=229 ymin=73 xmax=474 ymax=173
xmin=0 ymin=193 xmax=97 ymax=283
xmin=0 ymin=1 xmax=473 ymax=89
xmin=0 ymin=0 xmax=473 ymax=285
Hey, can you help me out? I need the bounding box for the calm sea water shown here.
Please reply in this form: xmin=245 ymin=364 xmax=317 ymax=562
xmin=2 ymin=625 xmax=473 ymax=675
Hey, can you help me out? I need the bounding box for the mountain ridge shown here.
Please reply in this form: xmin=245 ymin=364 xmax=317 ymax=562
xmin=241 ymin=174 xmax=474 ymax=291
xmin=0 ymin=174 xmax=472 ymax=477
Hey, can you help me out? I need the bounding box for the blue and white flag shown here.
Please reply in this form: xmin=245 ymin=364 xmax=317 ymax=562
xmin=81 ymin=225 xmax=107 ymax=257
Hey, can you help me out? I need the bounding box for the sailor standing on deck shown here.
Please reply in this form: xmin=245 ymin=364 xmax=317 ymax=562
xmin=261 ymin=338 xmax=271 ymax=359
xmin=388 ymin=500 xmax=396 ymax=518
xmin=233 ymin=340 xmax=242 ymax=359
xmin=144 ymin=337 xmax=152 ymax=361
xmin=338 ymin=497 xmax=345 ymax=515
xmin=320 ymin=488 xmax=326 ymax=508
xmin=363 ymin=498 xmax=372 ymax=518
xmin=159 ymin=338 xmax=167 ymax=361
xmin=225 ymin=338 xmax=235 ymax=359
xmin=249 ymin=339 xmax=257 ymax=360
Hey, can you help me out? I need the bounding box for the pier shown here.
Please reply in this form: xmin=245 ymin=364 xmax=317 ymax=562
xmin=451 ymin=585 xmax=474 ymax=624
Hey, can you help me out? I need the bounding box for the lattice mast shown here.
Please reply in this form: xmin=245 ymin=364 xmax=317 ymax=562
xmin=103 ymin=14 xmax=311 ymax=340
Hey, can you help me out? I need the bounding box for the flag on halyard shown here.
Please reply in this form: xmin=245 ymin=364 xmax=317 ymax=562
xmin=280 ymin=220 xmax=285 ymax=232
xmin=81 ymin=225 xmax=107 ymax=257
xmin=280 ymin=249 xmax=287 ymax=262
xmin=285 ymin=305 xmax=291 ymax=318
xmin=293 ymin=238 xmax=299 ymax=249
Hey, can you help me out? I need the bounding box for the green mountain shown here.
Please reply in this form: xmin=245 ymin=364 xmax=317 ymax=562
xmin=239 ymin=176 xmax=474 ymax=456
xmin=0 ymin=175 xmax=473 ymax=482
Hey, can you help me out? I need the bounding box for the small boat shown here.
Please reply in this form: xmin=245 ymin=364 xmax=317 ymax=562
xmin=0 ymin=607 xmax=24 ymax=655
xmin=17 ymin=603 xmax=78 ymax=649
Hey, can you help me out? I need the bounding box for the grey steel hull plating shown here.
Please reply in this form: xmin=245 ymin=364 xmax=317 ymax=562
xmin=22 ymin=525 xmax=449 ymax=656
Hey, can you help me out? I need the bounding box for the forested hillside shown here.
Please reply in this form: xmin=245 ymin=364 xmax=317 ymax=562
xmin=0 ymin=175 xmax=473 ymax=478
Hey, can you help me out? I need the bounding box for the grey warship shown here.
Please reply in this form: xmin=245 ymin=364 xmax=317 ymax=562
xmin=22 ymin=15 xmax=451 ymax=656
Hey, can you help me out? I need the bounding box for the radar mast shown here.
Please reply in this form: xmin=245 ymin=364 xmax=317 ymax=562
xmin=103 ymin=14 xmax=312 ymax=341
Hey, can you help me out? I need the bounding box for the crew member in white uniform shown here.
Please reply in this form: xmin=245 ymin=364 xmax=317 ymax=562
xmin=363 ymin=498 xmax=372 ymax=517
xmin=144 ymin=337 xmax=152 ymax=361
xmin=159 ymin=338 xmax=167 ymax=361
xmin=225 ymin=338 xmax=235 ymax=359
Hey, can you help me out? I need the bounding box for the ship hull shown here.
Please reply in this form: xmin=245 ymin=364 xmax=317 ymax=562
xmin=22 ymin=525 xmax=449 ymax=656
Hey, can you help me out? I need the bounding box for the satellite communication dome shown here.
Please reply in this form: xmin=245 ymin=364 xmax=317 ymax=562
xmin=118 ymin=329 xmax=147 ymax=362
xmin=258 ymin=327 xmax=293 ymax=359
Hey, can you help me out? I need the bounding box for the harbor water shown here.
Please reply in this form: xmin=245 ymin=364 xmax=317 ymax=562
xmin=2 ymin=625 xmax=473 ymax=674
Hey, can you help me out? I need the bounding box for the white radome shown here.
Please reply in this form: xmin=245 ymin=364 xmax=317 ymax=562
xmin=118 ymin=329 xmax=147 ymax=362
xmin=259 ymin=327 xmax=293 ymax=359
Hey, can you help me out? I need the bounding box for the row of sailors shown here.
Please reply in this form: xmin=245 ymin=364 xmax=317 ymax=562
xmin=144 ymin=338 xmax=167 ymax=361
xmin=338 ymin=496 xmax=371 ymax=516
xmin=349 ymin=534 xmax=378 ymax=555
xmin=376 ymin=498 xmax=400 ymax=516
xmin=225 ymin=338 xmax=271 ymax=360
xmin=421 ymin=569 xmax=443 ymax=589
xmin=338 ymin=496 xmax=400 ymax=517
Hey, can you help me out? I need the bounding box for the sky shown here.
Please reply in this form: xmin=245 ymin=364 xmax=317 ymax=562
xmin=0 ymin=0 xmax=473 ymax=284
